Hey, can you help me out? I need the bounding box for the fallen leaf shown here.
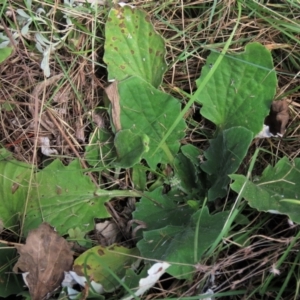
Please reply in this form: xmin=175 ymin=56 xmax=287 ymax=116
xmin=105 ymin=81 xmax=121 ymax=132
xmin=38 ymin=136 xmax=58 ymax=156
xmin=265 ymin=99 xmax=289 ymax=136
xmin=13 ymin=223 xmax=73 ymax=300
xmin=95 ymin=220 xmax=121 ymax=246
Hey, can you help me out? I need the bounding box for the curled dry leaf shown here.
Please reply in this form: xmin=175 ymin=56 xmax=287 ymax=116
xmin=105 ymin=81 xmax=122 ymax=132
xmin=38 ymin=136 xmax=58 ymax=156
xmin=95 ymin=220 xmax=122 ymax=246
xmin=13 ymin=223 xmax=73 ymax=300
xmin=265 ymin=99 xmax=289 ymax=136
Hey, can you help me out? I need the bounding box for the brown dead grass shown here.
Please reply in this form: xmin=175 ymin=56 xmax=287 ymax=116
xmin=1 ymin=0 xmax=300 ymax=299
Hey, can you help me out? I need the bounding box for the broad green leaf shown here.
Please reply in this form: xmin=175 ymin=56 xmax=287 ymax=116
xmin=117 ymin=76 xmax=186 ymax=169
xmin=0 ymin=47 xmax=12 ymax=64
xmin=73 ymin=245 xmax=139 ymax=293
xmin=201 ymin=127 xmax=253 ymax=201
xmin=104 ymin=5 xmax=166 ymax=87
xmin=0 ymin=149 xmax=31 ymax=229
xmin=24 ymin=159 xmax=112 ymax=236
xmin=132 ymin=164 xmax=147 ymax=191
xmin=230 ymin=157 xmax=300 ymax=224
xmin=133 ymin=187 xmax=194 ymax=240
xmin=196 ymin=43 xmax=277 ymax=135
xmin=0 ymin=245 xmax=23 ymax=297
xmin=85 ymin=128 xmax=116 ymax=167
xmin=137 ymin=206 xmax=229 ymax=279
xmin=114 ymin=129 xmax=149 ymax=168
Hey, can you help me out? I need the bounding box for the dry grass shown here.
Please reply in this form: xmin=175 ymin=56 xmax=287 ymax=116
xmin=1 ymin=0 xmax=300 ymax=299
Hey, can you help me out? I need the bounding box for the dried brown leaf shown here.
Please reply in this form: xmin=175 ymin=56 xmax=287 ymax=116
xmin=265 ymin=99 xmax=289 ymax=135
xmin=95 ymin=220 xmax=121 ymax=246
xmin=13 ymin=223 xmax=73 ymax=300
xmin=105 ymin=81 xmax=121 ymax=132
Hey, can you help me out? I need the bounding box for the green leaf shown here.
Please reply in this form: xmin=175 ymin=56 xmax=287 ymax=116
xmin=181 ymin=144 xmax=202 ymax=167
xmin=0 ymin=149 xmax=31 ymax=229
xmin=24 ymin=159 xmax=112 ymax=236
xmin=0 ymin=245 xmax=23 ymax=297
xmin=124 ymin=264 xmax=148 ymax=289
xmin=201 ymin=127 xmax=253 ymax=201
xmin=117 ymin=76 xmax=186 ymax=169
xmin=68 ymin=227 xmax=92 ymax=247
xmin=104 ymin=5 xmax=167 ymax=87
xmin=137 ymin=206 xmax=229 ymax=279
xmin=133 ymin=187 xmax=194 ymax=240
xmin=73 ymin=245 xmax=139 ymax=293
xmin=196 ymin=43 xmax=277 ymax=135
xmin=132 ymin=164 xmax=147 ymax=191
xmin=230 ymin=157 xmax=300 ymax=224
xmin=85 ymin=128 xmax=116 ymax=167
xmin=173 ymin=152 xmax=204 ymax=197
xmin=0 ymin=47 xmax=12 ymax=64
xmin=114 ymin=129 xmax=149 ymax=168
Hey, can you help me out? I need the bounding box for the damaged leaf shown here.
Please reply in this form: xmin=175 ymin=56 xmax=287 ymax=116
xmin=105 ymin=81 xmax=121 ymax=132
xmin=13 ymin=223 xmax=73 ymax=300
xmin=72 ymin=244 xmax=139 ymax=293
xmin=265 ymin=99 xmax=289 ymax=136
xmin=104 ymin=5 xmax=167 ymax=87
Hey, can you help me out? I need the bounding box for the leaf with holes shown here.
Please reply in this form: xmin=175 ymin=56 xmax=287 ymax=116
xmin=230 ymin=157 xmax=300 ymax=224
xmin=104 ymin=5 xmax=166 ymax=87
xmin=196 ymin=43 xmax=277 ymax=135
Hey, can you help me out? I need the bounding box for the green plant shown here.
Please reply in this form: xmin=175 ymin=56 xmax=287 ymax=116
xmin=1 ymin=1 xmax=300 ymax=299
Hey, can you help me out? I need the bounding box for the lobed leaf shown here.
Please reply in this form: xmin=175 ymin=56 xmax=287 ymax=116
xmin=230 ymin=157 xmax=300 ymax=223
xmin=24 ymin=159 xmax=111 ymax=236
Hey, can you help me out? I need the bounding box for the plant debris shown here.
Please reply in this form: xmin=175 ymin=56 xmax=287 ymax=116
xmin=13 ymin=223 xmax=73 ymax=300
xmin=265 ymin=99 xmax=289 ymax=136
